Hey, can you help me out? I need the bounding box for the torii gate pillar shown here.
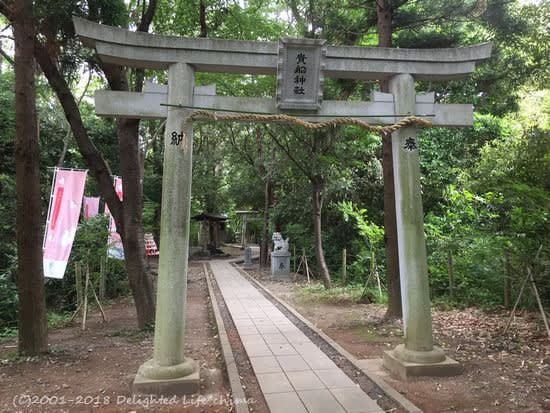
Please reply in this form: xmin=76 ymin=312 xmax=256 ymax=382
xmin=133 ymin=63 xmax=200 ymax=394
xmin=382 ymin=74 xmax=460 ymax=379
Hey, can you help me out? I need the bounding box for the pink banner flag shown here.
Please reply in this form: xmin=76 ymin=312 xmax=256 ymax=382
xmin=105 ymin=177 xmax=124 ymax=260
xmin=43 ymin=169 xmax=88 ymax=279
xmin=83 ymin=196 xmax=100 ymax=219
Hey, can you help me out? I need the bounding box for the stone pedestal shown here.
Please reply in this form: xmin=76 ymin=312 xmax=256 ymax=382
xmin=133 ymin=359 xmax=200 ymax=395
xmin=383 ymin=345 xmax=460 ymax=380
xmin=271 ymin=251 xmax=290 ymax=279
xmin=243 ymin=246 xmax=253 ymax=268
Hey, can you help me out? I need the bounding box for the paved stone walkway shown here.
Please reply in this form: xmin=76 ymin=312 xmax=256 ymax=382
xmin=210 ymin=260 xmax=383 ymax=413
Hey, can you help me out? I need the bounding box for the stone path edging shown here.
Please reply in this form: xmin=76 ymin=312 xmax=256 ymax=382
xmin=203 ymin=263 xmax=249 ymax=413
xmin=236 ymin=265 xmax=423 ymax=413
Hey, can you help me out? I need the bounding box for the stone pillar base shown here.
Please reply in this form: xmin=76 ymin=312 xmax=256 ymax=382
xmin=383 ymin=345 xmax=460 ymax=380
xmin=133 ymin=358 xmax=200 ymax=396
xmin=271 ymin=252 xmax=291 ymax=279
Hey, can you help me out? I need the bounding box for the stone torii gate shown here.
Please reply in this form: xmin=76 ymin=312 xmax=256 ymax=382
xmin=73 ymin=17 xmax=491 ymax=392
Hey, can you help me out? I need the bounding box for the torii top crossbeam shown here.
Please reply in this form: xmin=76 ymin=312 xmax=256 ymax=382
xmin=73 ymin=17 xmax=491 ymax=81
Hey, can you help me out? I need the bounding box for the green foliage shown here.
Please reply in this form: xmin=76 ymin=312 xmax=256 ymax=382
xmin=297 ymin=282 xmax=387 ymax=305
xmin=425 ymin=186 xmax=503 ymax=305
xmin=338 ymin=201 xmax=383 ymax=249
xmin=47 ymin=311 xmax=72 ymax=329
xmin=296 ymin=283 xmax=365 ymax=305
xmin=0 ymin=326 xmax=17 ymax=343
xmin=423 ymin=108 xmax=549 ymax=308
xmin=0 ymin=269 xmax=18 ymax=332
xmin=46 ymin=215 xmax=129 ymax=310
xmin=337 ymin=201 xmax=384 ymax=288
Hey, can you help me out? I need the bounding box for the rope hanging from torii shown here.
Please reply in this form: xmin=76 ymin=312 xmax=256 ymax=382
xmin=179 ymin=110 xmax=433 ymax=152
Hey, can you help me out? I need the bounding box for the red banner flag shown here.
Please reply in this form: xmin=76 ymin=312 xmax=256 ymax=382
xmin=83 ymin=196 xmax=100 ymax=219
xmin=43 ymin=169 xmax=87 ymax=279
xmin=105 ymin=177 xmax=124 ymax=260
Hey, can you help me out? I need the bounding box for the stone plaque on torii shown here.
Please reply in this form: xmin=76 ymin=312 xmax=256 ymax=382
xmin=73 ymin=16 xmax=491 ymax=392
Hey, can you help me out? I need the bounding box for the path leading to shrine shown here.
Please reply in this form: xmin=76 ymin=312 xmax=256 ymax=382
xmin=209 ymin=260 xmax=383 ymax=413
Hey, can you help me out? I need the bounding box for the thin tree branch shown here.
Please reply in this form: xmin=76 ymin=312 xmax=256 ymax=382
xmin=133 ymin=0 xmax=158 ymax=92
xmin=0 ymin=45 xmax=13 ymax=65
xmin=264 ymin=125 xmax=313 ymax=180
xmin=34 ymin=39 xmax=122 ymax=223
xmin=0 ymin=1 xmax=14 ymax=21
xmin=137 ymin=0 xmax=158 ymax=32
xmin=57 ymin=67 xmax=92 ymax=167
xmin=227 ymin=125 xmax=255 ymax=166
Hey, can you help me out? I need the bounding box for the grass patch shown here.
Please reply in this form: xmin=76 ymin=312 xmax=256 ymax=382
xmin=296 ymin=282 xmax=388 ymax=305
xmin=47 ymin=311 xmax=72 ymax=329
xmin=108 ymin=326 xmax=153 ymax=340
xmin=0 ymin=326 xmax=17 ymax=343
xmin=1 ymin=349 xmax=41 ymax=364
xmin=296 ymin=283 xmax=366 ymax=305
xmin=355 ymin=326 xmax=378 ymax=340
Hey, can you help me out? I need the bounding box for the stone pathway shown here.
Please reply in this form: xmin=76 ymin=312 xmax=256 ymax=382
xmin=210 ymin=260 xmax=383 ymax=413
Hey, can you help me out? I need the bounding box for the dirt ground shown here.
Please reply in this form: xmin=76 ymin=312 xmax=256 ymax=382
xmin=245 ymin=266 xmax=550 ymax=413
xmin=0 ymin=263 xmax=232 ymax=413
xmin=3 ymin=260 xmax=549 ymax=413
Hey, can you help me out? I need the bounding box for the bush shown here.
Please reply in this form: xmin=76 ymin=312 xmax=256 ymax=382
xmin=46 ymin=214 xmax=128 ymax=311
xmin=0 ymin=270 xmax=18 ymax=332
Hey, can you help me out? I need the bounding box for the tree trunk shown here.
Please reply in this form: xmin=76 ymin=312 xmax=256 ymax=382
xmin=377 ymin=1 xmax=392 ymax=47
xmin=255 ymin=127 xmax=274 ymax=268
xmin=35 ymin=44 xmax=123 ymax=224
xmin=100 ymin=0 xmax=159 ymax=326
xmin=260 ymin=180 xmax=273 ymax=267
xmin=382 ymin=131 xmax=402 ymax=319
xmin=311 ymin=176 xmax=331 ymax=288
xmin=117 ymin=118 xmax=156 ymax=327
xmin=199 ymin=0 xmax=208 ymax=38
xmin=378 ymin=0 xmax=402 ymax=319
xmin=14 ymin=0 xmax=48 ymax=355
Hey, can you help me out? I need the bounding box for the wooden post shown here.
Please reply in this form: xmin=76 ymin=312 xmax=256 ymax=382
xmin=293 ymin=244 xmax=296 ymax=273
xmin=70 ymin=261 xmax=83 ymax=323
xmin=503 ymin=252 xmax=511 ymax=308
xmin=529 ymin=267 xmax=550 ymax=340
xmin=447 ymin=249 xmax=454 ymax=300
xmin=373 ymin=250 xmax=382 ymax=300
xmin=90 ymin=277 xmax=108 ymax=323
xmin=341 ymin=248 xmax=347 ymax=286
xmin=303 ymin=248 xmax=310 ymax=284
xmin=75 ymin=262 xmax=82 ymax=308
xmin=99 ymin=256 xmax=106 ymax=301
xmin=82 ymin=262 xmax=89 ymax=331
xmin=504 ymin=245 xmax=544 ymax=334
xmin=504 ymin=271 xmax=530 ymax=334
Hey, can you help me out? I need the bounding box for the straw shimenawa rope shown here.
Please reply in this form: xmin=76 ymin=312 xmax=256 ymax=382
xmin=179 ymin=110 xmax=432 ymax=151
